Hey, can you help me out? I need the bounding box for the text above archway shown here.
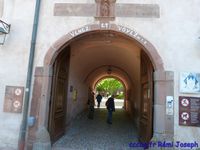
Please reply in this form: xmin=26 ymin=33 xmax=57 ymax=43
xmin=44 ymin=23 xmax=164 ymax=71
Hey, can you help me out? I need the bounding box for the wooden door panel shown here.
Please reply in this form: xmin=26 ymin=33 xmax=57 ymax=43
xmin=53 ymin=113 xmax=65 ymax=140
xmin=48 ymin=47 xmax=70 ymax=143
xmin=53 ymin=78 xmax=66 ymax=141
xmin=55 ymin=79 xmax=66 ymax=112
xmin=139 ymin=119 xmax=148 ymax=141
xmin=139 ymin=51 xmax=153 ymax=143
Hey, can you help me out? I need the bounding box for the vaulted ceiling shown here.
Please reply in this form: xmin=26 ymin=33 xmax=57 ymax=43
xmin=69 ymin=31 xmax=142 ymax=88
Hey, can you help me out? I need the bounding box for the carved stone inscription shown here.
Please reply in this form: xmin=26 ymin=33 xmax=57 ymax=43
xmin=3 ymin=86 xmax=24 ymax=113
xmin=69 ymin=26 xmax=90 ymax=37
xmin=117 ymin=25 xmax=147 ymax=45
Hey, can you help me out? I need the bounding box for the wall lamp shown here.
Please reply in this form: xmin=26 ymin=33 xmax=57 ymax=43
xmin=0 ymin=19 xmax=11 ymax=45
xmin=107 ymin=66 xmax=112 ymax=74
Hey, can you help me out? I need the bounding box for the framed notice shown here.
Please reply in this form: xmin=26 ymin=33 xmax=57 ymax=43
xmin=72 ymin=89 xmax=77 ymax=101
xmin=3 ymin=86 xmax=24 ymax=113
xmin=180 ymin=72 xmax=200 ymax=93
xmin=179 ymin=96 xmax=200 ymax=127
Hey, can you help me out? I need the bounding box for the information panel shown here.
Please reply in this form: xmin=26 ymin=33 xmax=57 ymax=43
xmin=3 ymin=86 xmax=24 ymax=113
xmin=179 ymin=96 xmax=200 ymax=126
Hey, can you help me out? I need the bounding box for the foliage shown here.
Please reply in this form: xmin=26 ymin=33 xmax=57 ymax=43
xmin=115 ymin=93 xmax=124 ymax=99
xmin=96 ymin=78 xmax=124 ymax=98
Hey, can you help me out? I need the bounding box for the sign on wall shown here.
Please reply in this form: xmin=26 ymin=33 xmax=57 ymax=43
xmin=3 ymin=86 xmax=24 ymax=113
xmin=180 ymin=72 xmax=200 ymax=93
xmin=166 ymin=96 xmax=174 ymax=115
xmin=73 ymin=89 xmax=78 ymax=101
xmin=179 ymin=96 xmax=200 ymax=127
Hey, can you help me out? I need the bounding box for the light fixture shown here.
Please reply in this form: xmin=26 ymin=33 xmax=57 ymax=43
xmin=0 ymin=19 xmax=11 ymax=45
xmin=107 ymin=66 xmax=112 ymax=74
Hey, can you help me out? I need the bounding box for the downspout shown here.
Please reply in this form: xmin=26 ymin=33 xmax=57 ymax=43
xmin=18 ymin=0 xmax=41 ymax=149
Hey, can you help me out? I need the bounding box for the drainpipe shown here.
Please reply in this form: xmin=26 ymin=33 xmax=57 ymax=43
xmin=18 ymin=0 xmax=41 ymax=149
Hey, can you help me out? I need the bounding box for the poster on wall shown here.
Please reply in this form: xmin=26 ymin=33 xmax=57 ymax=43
xmin=73 ymin=89 xmax=78 ymax=101
xmin=179 ymin=96 xmax=200 ymax=127
xmin=3 ymin=86 xmax=24 ymax=113
xmin=179 ymin=72 xmax=200 ymax=93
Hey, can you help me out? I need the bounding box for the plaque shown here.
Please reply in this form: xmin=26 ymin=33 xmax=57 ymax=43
xmin=180 ymin=72 xmax=200 ymax=93
xmin=166 ymin=96 xmax=174 ymax=115
xmin=73 ymin=89 xmax=78 ymax=101
xmin=179 ymin=96 xmax=200 ymax=126
xmin=3 ymin=86 xmax=24 ymax=113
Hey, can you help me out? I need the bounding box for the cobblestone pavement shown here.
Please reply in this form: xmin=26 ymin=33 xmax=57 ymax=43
xmin=53 ymin=108 xmax=141 ymax=150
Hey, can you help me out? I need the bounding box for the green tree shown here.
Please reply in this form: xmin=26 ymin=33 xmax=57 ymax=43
xmin=96 ymin=78 xmax=124 ymax=98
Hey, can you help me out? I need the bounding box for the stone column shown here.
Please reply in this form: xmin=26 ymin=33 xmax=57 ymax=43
xmin=153 ymin=71 xmax=174 ymax=142
xmin=32 ymin=66 xmax=53 ymax=150
xmin=26 ymin=67 xmax=43 ymax=149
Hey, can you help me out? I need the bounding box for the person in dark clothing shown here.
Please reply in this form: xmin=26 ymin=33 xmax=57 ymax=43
xmin=88 ymin=91 xmax=95 ymax=119
xmin=105 ymin=95 xmax=115 ymax=124
xmin=96 ymin=93 xmax=103 ymax=108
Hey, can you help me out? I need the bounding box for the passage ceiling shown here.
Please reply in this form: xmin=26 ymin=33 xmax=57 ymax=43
xmin=69 ymin=31 xmax=142 ymax=86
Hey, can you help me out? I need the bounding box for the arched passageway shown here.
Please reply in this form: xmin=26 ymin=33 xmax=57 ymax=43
xmin=28 ymin=24 xmax=174 ymax=150
xmin=94 ymin=77 xmax=126 ymax=109
xmin=47 ymin=30 xmax=154 ymax=145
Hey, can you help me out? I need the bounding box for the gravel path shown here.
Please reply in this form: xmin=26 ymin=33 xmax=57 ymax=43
xmin=53 ymin=108 xmax=141 ymax=150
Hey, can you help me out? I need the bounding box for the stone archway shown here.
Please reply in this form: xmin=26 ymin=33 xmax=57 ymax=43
xmin=30 ymin=23 xmax=174 ymax=149
xmin=44 ymin=23 xmax=164 ymax=70
xmin=92 ymin=75 xmax=128 ymax=110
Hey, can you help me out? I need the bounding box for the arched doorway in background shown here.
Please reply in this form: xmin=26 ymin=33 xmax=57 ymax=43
xmin=94 ymin=77 xmax=126 ymax=109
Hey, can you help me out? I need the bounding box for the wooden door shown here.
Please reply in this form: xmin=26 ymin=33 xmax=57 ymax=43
xmin=139 ymin=51 xmax=154 ymax=143
xmin=48 ymin=47 xmax=70 ymax=143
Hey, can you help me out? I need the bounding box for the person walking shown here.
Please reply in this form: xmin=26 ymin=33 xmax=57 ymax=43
xmin=96 ymin=93 xmax=103 ymax=108
xmin=105 ymin=95 xmax=115 ymax=124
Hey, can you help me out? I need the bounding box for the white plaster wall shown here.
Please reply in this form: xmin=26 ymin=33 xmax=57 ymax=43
xmin=0 ymin=0 xmax=35 ymax=148
xmin=0 ymin=0 xmax=200 ymax=148
xmin=117 ymin=0 xmax=200 ymax=145
xmin=34 ymin=0 xmax=94 ymax=66
xmin=0 ymin=0 xmax=3 ymax=18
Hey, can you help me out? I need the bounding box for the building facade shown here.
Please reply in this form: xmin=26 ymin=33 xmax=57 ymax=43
xmin=0 ymin=0 xmax=200 ymax=149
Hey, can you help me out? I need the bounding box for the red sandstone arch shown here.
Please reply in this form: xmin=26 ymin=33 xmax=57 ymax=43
xmin=44 ymin=23 xmax=164 ymax=71
xmin=29 ymin=23 xmax=174 ymax=149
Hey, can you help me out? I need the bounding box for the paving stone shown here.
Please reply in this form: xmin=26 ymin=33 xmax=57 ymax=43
xmin=52 ymin=108 xmax=142 ymax=150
